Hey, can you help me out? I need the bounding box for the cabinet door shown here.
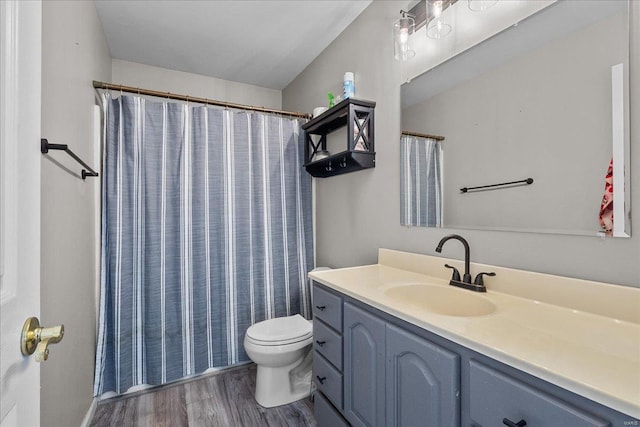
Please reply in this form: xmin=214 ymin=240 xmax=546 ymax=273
xmin=344 ymin=302 xmax=386 ymax=427
xmin=386 ymin=324 xmax=461 ymax=427
xmin=469 ymin=360 xmax=609 ymax=427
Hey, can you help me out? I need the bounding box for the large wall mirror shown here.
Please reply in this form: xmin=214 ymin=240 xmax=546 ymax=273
xmin=401 ymin=0 xmax=631 ymax=237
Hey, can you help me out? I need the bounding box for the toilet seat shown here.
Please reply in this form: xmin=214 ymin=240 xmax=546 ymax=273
xmin=245 ymin=314 xmax=312 ymax=346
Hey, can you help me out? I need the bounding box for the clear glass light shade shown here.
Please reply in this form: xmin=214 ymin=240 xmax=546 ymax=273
xmin=427 ymin=0 xmax=452 ymax=39
xmin=468 ymin=0 xmax=498 ymax=12
xmin=394 ymin=16 xmax=416 ymax=61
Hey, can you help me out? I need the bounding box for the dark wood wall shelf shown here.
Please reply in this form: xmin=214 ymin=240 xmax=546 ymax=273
xmin=302 ymin=98 xmax=375 ymax=178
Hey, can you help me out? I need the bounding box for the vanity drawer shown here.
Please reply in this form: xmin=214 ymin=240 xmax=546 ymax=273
xmin=313 ymin=284 xmax=343 ymax=331
xmin=469 ymin=360 xmax=608 ymax=427
xmin=315 ymin=389 xmax=350 ymax=427
xmin=314 ymin=351 xmax=343 ymax=410
xmin=313 ymin=318 xmax=343 ymax=370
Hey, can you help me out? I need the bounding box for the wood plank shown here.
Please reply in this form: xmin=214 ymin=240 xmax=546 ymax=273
xmin=88 ymin=400 xmax=116 ymax=427
xmin=153 ymin=385 xmax=188 ymax=427
xmin=135 ymin=393 xmax=156 ymax=427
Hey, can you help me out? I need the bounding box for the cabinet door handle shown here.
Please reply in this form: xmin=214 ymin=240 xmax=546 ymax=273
xmin=315 ymin=340 xmax=326 ymax=346
xmin=315 ymin=305 xmax=326 ymax=311
xmin=503 ymin=418 xmax=526 ymax=427
xmin=316 ymin=375 xmax=327 ymax=384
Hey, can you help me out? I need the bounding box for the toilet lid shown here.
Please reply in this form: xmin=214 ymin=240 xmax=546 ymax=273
xmin=245 ymin=314 xmax=312 ymax=344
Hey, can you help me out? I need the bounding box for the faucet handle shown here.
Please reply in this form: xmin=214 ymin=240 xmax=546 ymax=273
xmin=474 ymin=272 xmax=496 ymax=286
xmin=444 ymin=264 xmax=461 ymax=281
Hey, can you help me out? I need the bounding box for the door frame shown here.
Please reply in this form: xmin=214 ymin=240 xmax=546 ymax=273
xmin=0 ymin=0 xmax=42 ymax=425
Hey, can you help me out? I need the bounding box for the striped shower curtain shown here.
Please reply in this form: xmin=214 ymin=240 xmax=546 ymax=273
xmin=94 ymin=94 xmax=314 ymax=396
xmin=400 ymin=134 xmax=442 ymax=227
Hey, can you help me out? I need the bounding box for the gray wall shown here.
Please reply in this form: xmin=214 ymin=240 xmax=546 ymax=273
xmin=402 ymin=11 xmax=626 ymax=234
xmin=111 ymin=59 xmax=283 ymax=109
xmin=41 ymin=1 xmax=111 ymax=426
xmin=283 ymin=1 xmax=640 ymax=287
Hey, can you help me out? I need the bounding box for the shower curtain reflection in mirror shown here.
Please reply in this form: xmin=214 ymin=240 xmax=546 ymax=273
xmin=94 ymin=94 xmax=314 ymax=396
xmin=400 ymin=134 xmax=443 ymax=227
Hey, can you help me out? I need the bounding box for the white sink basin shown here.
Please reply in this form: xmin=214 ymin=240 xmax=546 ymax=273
xmin=384 ymin=284 xmax=496 ymax=317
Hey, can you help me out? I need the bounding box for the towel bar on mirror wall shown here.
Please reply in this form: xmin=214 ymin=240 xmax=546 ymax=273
xmin=40 ymin=138 xmax=98 ymax=180
xmin=460 ymin=178 xmax=533 ymax=193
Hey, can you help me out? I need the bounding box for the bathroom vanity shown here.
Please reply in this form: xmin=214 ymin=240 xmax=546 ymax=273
xmin=309 ymin=249 xmax=640 ymax=426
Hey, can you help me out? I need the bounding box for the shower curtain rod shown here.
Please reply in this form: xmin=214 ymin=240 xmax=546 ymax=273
xmin=402 ymin=130 xmax=445 ymax=141
xmin=93 ymin=80 xmax=312 ymax=119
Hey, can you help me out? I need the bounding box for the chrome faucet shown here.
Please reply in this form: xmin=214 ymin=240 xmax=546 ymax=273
xmin=435 ymin=234 xmax=495 ymax=292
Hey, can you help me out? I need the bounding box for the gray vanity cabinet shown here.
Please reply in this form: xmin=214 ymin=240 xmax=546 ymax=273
xmin=386 ymin=324 xmax=460 ymax=426
xmin=344 ymin=302 xmax=386 ymax=427
xmin=312 ymin=283 xmax=638 ymax=427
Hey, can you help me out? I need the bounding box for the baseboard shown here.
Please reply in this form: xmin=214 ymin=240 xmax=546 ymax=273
xmin=79 ymin=397 xmax=98 ymax=427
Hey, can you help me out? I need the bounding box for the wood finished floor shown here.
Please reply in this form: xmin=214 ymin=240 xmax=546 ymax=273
xmin=89 ymin=364 xmax=316 ymax=427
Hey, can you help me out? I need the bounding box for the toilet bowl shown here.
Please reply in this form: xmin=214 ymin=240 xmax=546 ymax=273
xmin=244 ymin=314 xmax=313 ymax=408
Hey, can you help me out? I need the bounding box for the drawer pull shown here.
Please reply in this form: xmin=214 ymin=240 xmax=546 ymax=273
xmin=315 ymin=305 xmax=326 ymax=311
xmin=503 ymin=418 xmax=526 ymax=427
xmin=316 ymin=375 xmax=327 ymax=384
xmin=315 ymin=340 xmax=326 ymax=346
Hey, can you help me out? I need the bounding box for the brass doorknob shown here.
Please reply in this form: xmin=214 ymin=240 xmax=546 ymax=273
xmin=20 ymin=317 xmax=64 ymax=362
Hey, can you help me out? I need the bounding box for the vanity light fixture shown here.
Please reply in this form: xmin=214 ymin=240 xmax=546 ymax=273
xmin=426 ymin=0 xmax=452 ymax=39
xmin=393 ymin=10 xmax=416 ymax=61
xmin=468 ymin=0 xmax=498 ymax=12
xmin=394 ymin=0 xmax=497 ymax=60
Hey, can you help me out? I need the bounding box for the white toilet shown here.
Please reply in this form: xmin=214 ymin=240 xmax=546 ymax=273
xmin=244 ymin=314 xmax=313 ymax=408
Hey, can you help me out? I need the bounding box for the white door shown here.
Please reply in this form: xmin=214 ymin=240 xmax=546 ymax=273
xmin=0 ymin=1 xmax=42 ymax=426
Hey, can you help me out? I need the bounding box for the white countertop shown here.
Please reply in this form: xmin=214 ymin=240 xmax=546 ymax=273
xmin=308 ymin=249 xmax=640 ymax=419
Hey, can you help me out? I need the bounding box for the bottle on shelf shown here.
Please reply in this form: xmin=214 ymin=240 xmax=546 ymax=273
xmin=343 ymin=72 xmax=355 ymax=99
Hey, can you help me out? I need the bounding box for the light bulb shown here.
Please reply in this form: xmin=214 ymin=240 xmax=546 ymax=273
xmin=400 ymin=28 xmax=409 ymax=44
xmin=427 ymin=0 xmax=452 ymax=39
xmin=433 ymin=0 xmax=443 ymax=18
xmin=393 ymin=14 xmax=416 ymax=61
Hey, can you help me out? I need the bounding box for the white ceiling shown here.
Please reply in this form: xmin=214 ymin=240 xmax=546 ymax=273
xmin=95 ymin=0 xmax=372 ymax=90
